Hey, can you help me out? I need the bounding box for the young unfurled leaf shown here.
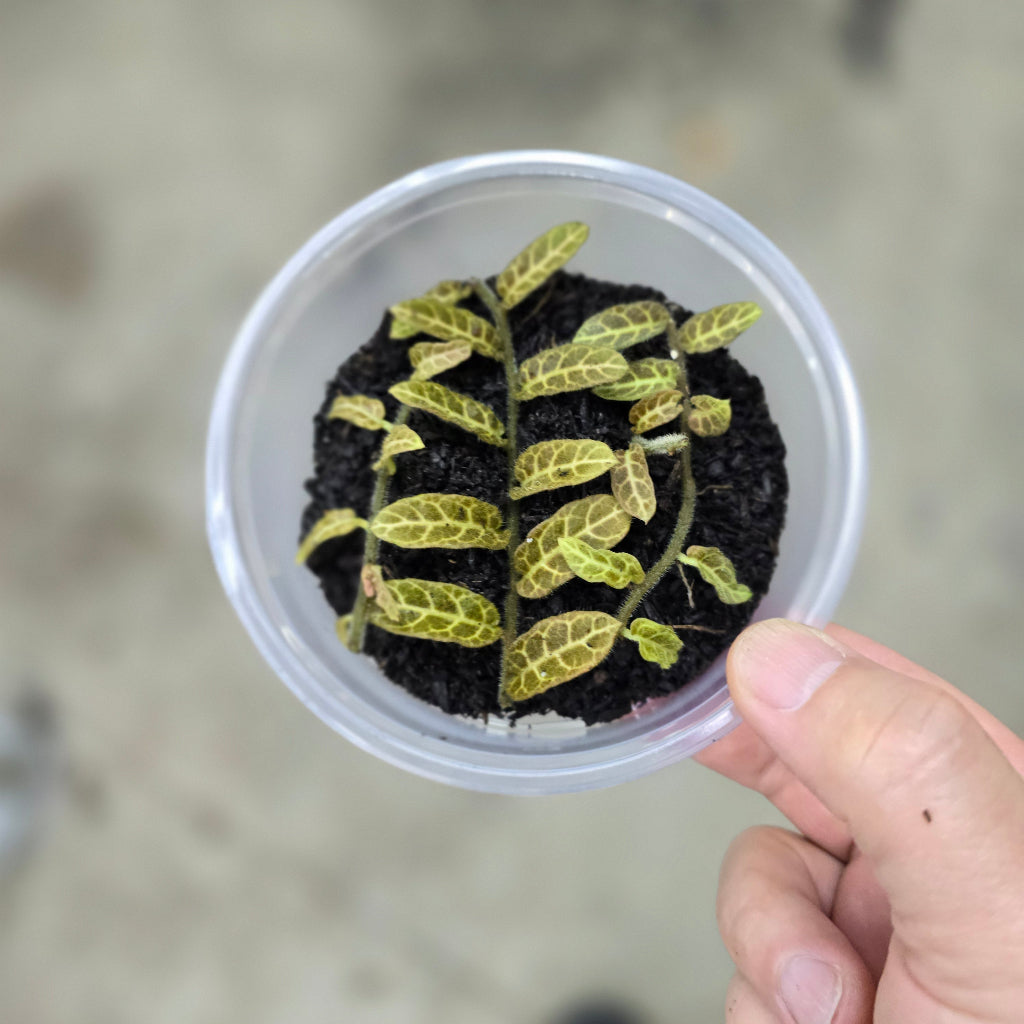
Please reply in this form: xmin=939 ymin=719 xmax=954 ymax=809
xmin=389 ymin=298 xmax=503 ymax=360
xmin=409 ymin=340 xmax=473 ymax=380
xmin=510 ymin=439 xmax=618 ymax=499
xmin=496 ymin=222 xmax=590 ymax=310
xmin=591 ymin=358 xmax=680 ymax=401
xmin=371 ymin=424 xmax=425 ymax=475
xmin=390 ymin=280 xmax=472 ymax=339
xmin=629 ymin=389 xmax=684 ymax=434
xmin=327 ymin=394 xmax=389 ymax=431
xmin=557 ymin=537 xmax=645 ymax=589
xmin=678 ymin=546 xmax=753 ymax=604
xmin=336 ymin=614 xmax=357 ymax=651
xmin=371 ymin=493 xmax=509 ymax=550
xmin=503 ymin=611 xmax=621 ymax=701
xmin=368 ymin=579 xmax=502 ymax=647
xmin=636 ymin=432 xmax=689 ymax=456
xmin=389 ymin=380 xmax=506 ymax=447
xmin=514 ymin=494 xmax=631 ymax=599
xmin=687 ymin=395 xmax=732 ymax=437
xmin=517 ymin=343 xmax=628 ymax=401
xmin=572 ymin=301 xmax=672 ymax=351
xmin=296 ymin=508 xmax=368 ymax=564
xmin=623 ymin=618 xmax=683 ymax=670
xmin=678 ymin=301 xmax=762 ymax=354
xmin=360 ymin=564 xmax=400 ymax=621
xmin=609 ymin=444 xmax=656 ymax=523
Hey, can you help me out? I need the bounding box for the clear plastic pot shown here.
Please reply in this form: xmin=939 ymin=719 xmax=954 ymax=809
xmin=206 ymin=151 xmax=867 ymax=794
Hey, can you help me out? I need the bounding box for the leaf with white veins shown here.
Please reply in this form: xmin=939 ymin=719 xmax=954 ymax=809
xmin=572 ymin=301 xmax=672 ymax=350
xmin=678 ymin=546 xmax=753 ymax=604
xmin=629 ymin=389 xmax=684 ymax=434
xmin=510 ymin=439 xmax=617 ymax=499
xmin=557 ymin=537 xmax=644 ymax=589
xmin=389 ymin=298 xmax=503 ymax=360
xmin=678 ymin=302 xmax=762 ymax=354
xmin=372 ymin=424 xmax=425 ymax=474
xmin=389 ymin=380 xmax=506 ymax=447
xmin=371 ymin=493 xmax=508 ymax=550
xmin=390 ymin=280 xmax=472 ymax=339
xmin=296 ymin=509 xmax=368 ymax=564
xmin=623 ymin=618 xmax=682 ymax=669
xmin=517 ymin=344 xmax=627 ymax=400
xmin=592 ymin=358 xmax=680 ymax=401
xmin=327 ymin=394 xmax=389 ymax=431
xmin=496 ymin=222 xmax=589 ymax=309
xmin=409 ymin=340 xmax=473 ymax=380
xmin=360 ymin=564 xmax=400 ymax=620
xmin=369 ymin=579 xmax=502 ymax=647
xmin=609 ymin=444 xmax=656 ymax=523
xmin=687 ymin=395 xmax=732 ymax=436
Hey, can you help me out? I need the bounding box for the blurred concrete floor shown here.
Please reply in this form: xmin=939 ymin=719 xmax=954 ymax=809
xmin=0 ymin=1 xmax=1022 ymax=1021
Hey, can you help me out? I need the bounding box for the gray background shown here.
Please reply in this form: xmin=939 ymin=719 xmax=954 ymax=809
xmin=1 ymin=1 xmax=1021 ymax=1021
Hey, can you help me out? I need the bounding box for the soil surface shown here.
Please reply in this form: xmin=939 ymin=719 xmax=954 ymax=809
xmin=300 ymin=271 xmax=787 ymax=724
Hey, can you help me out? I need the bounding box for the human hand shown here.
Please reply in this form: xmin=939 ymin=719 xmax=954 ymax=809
xmin=696 ymin=620 xmax=1024 ymax=1023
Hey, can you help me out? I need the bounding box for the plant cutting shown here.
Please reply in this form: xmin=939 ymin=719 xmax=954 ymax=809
xmin=297 ymin=222 xmax=787 ymax=723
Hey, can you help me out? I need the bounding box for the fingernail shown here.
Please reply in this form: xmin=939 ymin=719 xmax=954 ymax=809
xmin=732 ymin=619 xmax=846 ymax=710
xmin=779 ymin=956 xmax=842 ymax=1024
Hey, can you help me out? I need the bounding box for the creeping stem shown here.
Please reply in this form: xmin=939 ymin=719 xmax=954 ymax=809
xmin=615 ymin=323 xmax=697 ymax=627
xmin=350 ymin=406 xmax=411 ymax=650
xmin=472 ymin=280 xmax=521 ymax=698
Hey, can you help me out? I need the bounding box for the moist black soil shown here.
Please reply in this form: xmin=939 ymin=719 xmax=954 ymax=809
xmin=300 ymin=271 xmax=788 ymax=724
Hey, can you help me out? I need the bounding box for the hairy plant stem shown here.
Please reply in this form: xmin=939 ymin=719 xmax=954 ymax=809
xmin=615 ymin=327 xmax=696 ymax=628
xmin=350 ymin=406 xmax=410 ymax=650
xmin=473 ymin=279 xmax=520 ymax=702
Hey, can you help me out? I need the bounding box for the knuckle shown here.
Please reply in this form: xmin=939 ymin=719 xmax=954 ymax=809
xmin=843 ymin=673 xmax=974 ymax=792
xmin=716 ymin=826 xmax=793 ymax=944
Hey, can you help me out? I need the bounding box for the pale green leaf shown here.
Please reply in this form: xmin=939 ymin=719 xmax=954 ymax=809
xmin=572 ymin=301 xmax=672 ymax=350
xmin=496 ymin=222 xmax=590 ymax=310
xmin=371 ymin=424 xmax=425 ymax=475
xmin=517 ymin=344 xmax=627 ymax=401
xmin=390 ymin=280 xmax=472 ymax=339
xmin=360 ymin=564 xmax=400 ymax=620
xmin=389 ymin=380 xmax=506 ymax=447
xmin=687 ymin=395 xmax=732 ymax=437
xmin=510 ymin=439 xmax=617 ymax=500
xmin=368 ymin=578 xmax=502 ymax=647
xmin=327 ymin=394 xmax=389 ymax=431
xmin=678 ymin=545 xmax=753 ymax=604
xmin=503 ymin=611 xmax=621 ymax=701
xmin=623 ymin=617 xmax=682 ymax=669
xmin=371 ymin=493 xmax=509 ymax=550
xmin=389 ymin=298 xmax=503 ymax=360
xmin=409 ymin=340 xmax=473 ymax=380
xmin=592 ymin=358 xmax=680 ymax=401
xmin=296 ymin=508 xmax=368 ymax=564
xmin=636 ymin=432 xmax=689 ymax=456
xmin=609 ymin=444 xmax=657 ymax=523
xmin=336 ymin=614 xmax=357 ymax=651
xmin=678 ymin=302 xmax=763 ymax=354
xmin=514 ymin=494 xmax=631 ymax=599
xmin=629 ymin=389 xmax=684 ymax=434
xmin=557 ymin=537 xmax=644 ymax=589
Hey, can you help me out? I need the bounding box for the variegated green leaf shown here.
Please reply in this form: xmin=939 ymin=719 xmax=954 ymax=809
xmin=571 ymin=301 xmax=672 ymax=351
xmin=678 ymin=301 xmax=762 ymax=354
xmin=510 ymin=439 xmax=617 ymax=500
xmin=609 ymin=444 xmax=656 ymax=524
xmin=390 ymin=280 xmax=472 ymax=339
xmin=360 ymin=564 xmax=400 ymax=621
xmin=389 ymin=380 xmax=506 ymax=447
xmin=678 ymin=546 xmax=753 ymax=604
xmin=591 ymin=358 xmax=680 ymax=401
xmin=629 ymin=389 xmax=684 ymax=434
xmin=557 ymin=537 xmax=644 ymax=589
xmin=371 ymin=424 xmax=425 ymax=475
xmin=389 ymin=298 xmax=503 ymax=360
xmin=371 ymin=493 xmax=508 ymax=550
xmin=503 ymin=611 xmax=621 ymax=701
xmin=517 ymin=344 xmax=628 ymax=401
xmin=327 ymin=394 xmax=389 ymax=431
xmin=496 ymin=222 xmax=590 ymax=310
xmin=336 ymin=613 xmax=357 ymax=651
xmin=687 ymin=394 xmax=732 ymax=436
xmin=623 ymin=618 xmax=683 ymax=669
xmin=514 ymin=494 xmax=631 ymax=599
xmin=409 ymin=340 xmax=473 ymax=380
xmin=295 ymin=508 xmax=368 ymax=564
xmin=368 ymin=579 xmax=502 ymax=647
xmin=636 ymin=432 xmax=690 ymax=456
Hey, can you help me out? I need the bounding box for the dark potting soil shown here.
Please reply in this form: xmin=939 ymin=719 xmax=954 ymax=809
xmin=300 ymin=270 xmax=788 ymax=725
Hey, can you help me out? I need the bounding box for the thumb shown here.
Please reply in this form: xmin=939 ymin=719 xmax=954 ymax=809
xmin=727 ymin=619 xmax=1024 ymax=993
